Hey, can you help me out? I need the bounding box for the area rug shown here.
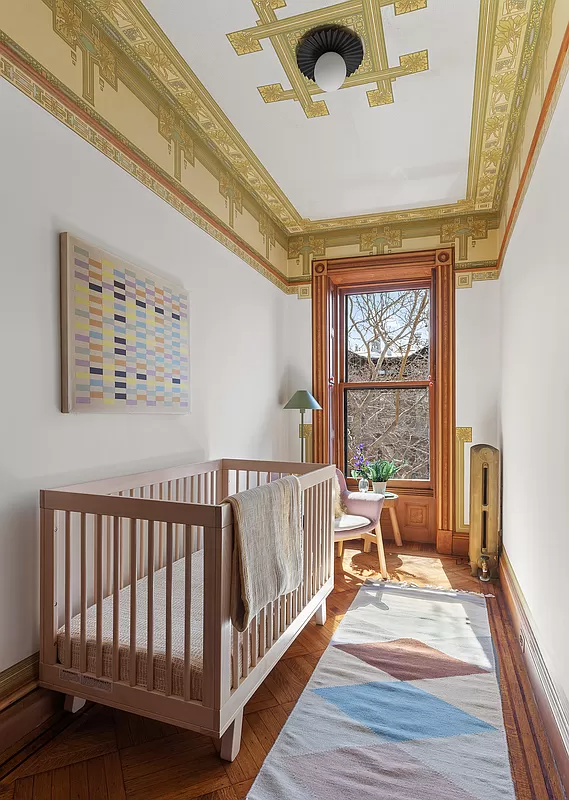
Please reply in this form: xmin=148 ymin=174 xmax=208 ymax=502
xmin=248 ymin=583 xmax=515 ymax=800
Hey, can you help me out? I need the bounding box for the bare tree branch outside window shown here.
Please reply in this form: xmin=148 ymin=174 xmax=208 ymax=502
xmin=345 ymin=290 xmax=431 ymax=479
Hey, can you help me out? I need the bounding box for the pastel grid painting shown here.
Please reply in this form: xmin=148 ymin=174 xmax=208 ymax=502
xmin=61 ymin=234 xmax=189 ymax=413
xmin=248 ymin=585 xmax=516 ymax=800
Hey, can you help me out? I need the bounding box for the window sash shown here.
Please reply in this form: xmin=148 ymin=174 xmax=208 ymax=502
xmin=339 ymin=281 xmax=435 ymax=488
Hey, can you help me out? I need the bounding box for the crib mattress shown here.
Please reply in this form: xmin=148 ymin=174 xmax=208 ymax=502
xmin=57 ymin=550 xmax=206 ymax=700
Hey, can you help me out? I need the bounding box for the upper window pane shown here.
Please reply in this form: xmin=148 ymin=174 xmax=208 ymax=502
xmin=346 ymin=289 xmax=430 ymax=383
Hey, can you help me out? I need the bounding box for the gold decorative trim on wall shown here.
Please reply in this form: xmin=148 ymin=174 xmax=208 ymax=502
xmin=455 ymin=268 xmax=499 ymax=288
xmin=0 ymin=0 xmax=564 ymax=293
xmin=81 ymin=0 xmax=547 ymax=235
xmin=455 ymin=426 xmax=473 ymax=533
xmin=0 ymin=42 xmax=291 ymax=295
xmin=228 ymin=1 xmax=428 ymax=118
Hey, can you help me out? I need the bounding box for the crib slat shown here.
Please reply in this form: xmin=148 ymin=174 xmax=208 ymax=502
xmin=105 ymin=516 xmax=112 ymax=598
xmin=112 ymin=516 xmax=120 ymax=682
xmin=326 ymin=480 xmax=330 ymax=580
xmin=158 ymin=483 xmax=165 ymax=569
xmin=315 ymin=481 xmax=321 ymax=590
xmin=175 ymin=479 xmax=182 ymax=559
xmin=129 ymin=518 xmax=137 ymax=687
xmin=147 ymin=520 xmax=155 ymax=692
xmin=266 ymin=600 xmax=274 ymax=646
xmin=250 ymin=614 xmax=258 ymax=668
xmin=165 ymin=523 xmax=173 ymax=696
xmin=95 ymin=515 xmax=103 ymax=677
xmin=242 ymin=624 xmax=250 ymax=679
xmin=259 ymin=608 xmax=266 ymax=658
xmin=184 ymin=525 xmax=192 ymax=701
xmin=232 ymin=629 xmax=240 ymax=690
xmin=308 ymin=486 xmax=315 ymax=601
xmin=280 ymin=595 xmax=286 ymax=633
xmin=64 ymin=511 xmax=71 ymax=668
xmin=80 ymin=513 xmax=87 ymax=673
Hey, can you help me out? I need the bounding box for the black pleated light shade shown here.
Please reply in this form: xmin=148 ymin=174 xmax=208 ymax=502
xmin=296 ymin=25 xmax=364 ymax=83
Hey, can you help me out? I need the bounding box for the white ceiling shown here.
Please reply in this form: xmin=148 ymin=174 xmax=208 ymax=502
xmin=142 ymin=0 xmax=480 ymax=222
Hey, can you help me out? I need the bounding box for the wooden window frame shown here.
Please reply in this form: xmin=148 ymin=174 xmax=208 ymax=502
xmin=312 ymin=248 xmax=456 ymax=554
xmin=338 ymin=277 xmax=435 ymax=491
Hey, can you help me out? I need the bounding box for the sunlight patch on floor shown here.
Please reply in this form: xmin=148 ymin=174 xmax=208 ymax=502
xmin=339 ymin=545 xmax=454 ymax=589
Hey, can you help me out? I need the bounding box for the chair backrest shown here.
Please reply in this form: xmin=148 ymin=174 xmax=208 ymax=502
xmin=335 ymin=468 xmax=348 ymax=493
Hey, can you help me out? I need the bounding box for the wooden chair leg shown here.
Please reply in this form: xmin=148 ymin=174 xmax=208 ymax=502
xmin=219 ymin=709 xmax=243 ymax=762
xmin=314 ymin=598 xmax=327 ymax=626
xmin=363 ymin=535 xmax=372 ymax=553
xmin=389 ymin=506 xmax=403 ymax=547
xmin=64 ymin=695 xmax=86 ymax=714
xmin=375 ymin=522 xmax=388 ymax=580
xmin=336 ymin=540 xmax=343 ymax=557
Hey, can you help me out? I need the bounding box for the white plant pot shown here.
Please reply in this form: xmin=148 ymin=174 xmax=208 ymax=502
xmin=372 ymin=481 xmax=387 ymax=495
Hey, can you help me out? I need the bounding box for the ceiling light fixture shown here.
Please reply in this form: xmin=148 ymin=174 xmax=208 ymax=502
xmin=296 ymin=25 xmax=364 ymax=93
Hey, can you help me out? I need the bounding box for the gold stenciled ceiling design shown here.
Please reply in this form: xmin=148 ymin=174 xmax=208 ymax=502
xmin=0 ymin=0 xmax=558 ymax=295
xmin=227 ymin=0 xmax=429 ymax=118
xmin=80 ymin=0 xmax=547 ymax=234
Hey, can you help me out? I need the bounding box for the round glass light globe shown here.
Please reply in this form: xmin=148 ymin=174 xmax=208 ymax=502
xmin=314 ymin=51 xmax=346 ymax=92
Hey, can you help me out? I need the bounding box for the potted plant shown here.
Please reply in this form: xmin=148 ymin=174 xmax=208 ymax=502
xmin=367 ymin=459 xmax=400 ymax=495
xmin=350 ymin=443 xmax=370 ymax=492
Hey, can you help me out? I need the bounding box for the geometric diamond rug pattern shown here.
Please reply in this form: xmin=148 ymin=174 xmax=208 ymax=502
xmin=333 ymin=637 xmax=490 ymax=681
xmin=248 ymin=583 xmax=516 ymax=800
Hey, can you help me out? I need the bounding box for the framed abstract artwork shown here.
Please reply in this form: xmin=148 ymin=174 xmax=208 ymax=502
xmin=60 ymin=233 xmax=189 ymax=414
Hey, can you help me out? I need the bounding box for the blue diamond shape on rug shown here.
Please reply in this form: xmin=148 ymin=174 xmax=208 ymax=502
xmin=314 ymin=680 xmax=496 ymax=742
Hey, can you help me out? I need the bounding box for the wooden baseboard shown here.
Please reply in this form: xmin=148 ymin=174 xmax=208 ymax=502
xmin=0 ymin=688 xmax=62 ymax=760
xmin=0 ymin=653 xmax=63 ymax=760
xmin=500 ymin=550 xmax=569 ymax=793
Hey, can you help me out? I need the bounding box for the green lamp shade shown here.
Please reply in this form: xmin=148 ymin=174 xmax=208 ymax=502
xmin=284 ymin=390 xmax=322 ymax=411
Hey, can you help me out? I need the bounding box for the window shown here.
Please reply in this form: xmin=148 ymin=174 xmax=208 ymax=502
xmin=342 ymin=286 xmax=433 ymax=483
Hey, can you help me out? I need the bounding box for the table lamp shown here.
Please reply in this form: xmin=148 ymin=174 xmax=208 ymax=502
xmin=284 ymin=390 xmax=322 ymax=462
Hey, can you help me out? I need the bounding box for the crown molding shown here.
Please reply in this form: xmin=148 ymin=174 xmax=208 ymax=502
xmin=0 ymin=0 xmax=563 ymax=292
xmin=84 ymin=0 xmax=547 ymax=234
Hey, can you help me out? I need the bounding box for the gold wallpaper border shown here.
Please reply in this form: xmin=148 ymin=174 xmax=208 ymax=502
xmin=498 ymin=19 xmax=569 ymax=271
xmin=0 ymin=0 xmax=564 ymax=295
xmin=0 ymin=38 xmax=292 ymax=295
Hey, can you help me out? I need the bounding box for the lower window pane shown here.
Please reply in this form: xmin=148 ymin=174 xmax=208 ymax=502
xmin=345 ymin=387 xmax=430 ymax=480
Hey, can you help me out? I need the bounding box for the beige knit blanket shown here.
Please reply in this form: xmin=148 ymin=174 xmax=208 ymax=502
xmin=226 ymin=475 xmax=303 ymax=632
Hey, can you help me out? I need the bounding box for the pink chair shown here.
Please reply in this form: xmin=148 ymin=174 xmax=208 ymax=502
xmin=335 ymin=469 xmax=387 ymax=579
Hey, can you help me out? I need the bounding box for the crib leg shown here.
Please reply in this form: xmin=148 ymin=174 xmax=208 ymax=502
xmin=64 ymin=695 xmax=86 ymax=714
xmin=314 ymin=598 xmax=327 ymax=626
xmin=219 ymin=709 xmax=243 ymax=762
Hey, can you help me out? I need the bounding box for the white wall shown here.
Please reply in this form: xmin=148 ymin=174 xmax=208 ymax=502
xmin=0 ymin=80 xmax=293 ymax=672
xmin=500 ymin=74 xmax=569 ymax=700
xmin=456 ymin=279 xmax=501 ymax=521
xmin=283 ymin=297 xmax=313 ymax=460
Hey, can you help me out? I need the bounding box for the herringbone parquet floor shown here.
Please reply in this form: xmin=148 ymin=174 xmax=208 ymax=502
xmin=0 ymin=543 xmax=565 ymax=799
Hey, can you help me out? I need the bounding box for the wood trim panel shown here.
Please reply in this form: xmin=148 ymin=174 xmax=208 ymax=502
xmin=312 ymin=248 xmax=456 ymax=553
xmin=0 ymin=689 xmax=62 ymax=759
xmin=0 ymin=654 xmax=39 ymax=706
xmin=500 ymin=550 xmax=569 ymax=793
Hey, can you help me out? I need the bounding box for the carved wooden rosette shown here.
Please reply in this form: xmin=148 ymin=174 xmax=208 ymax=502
xmin=311 ymin=247 xmax=456 ymax=554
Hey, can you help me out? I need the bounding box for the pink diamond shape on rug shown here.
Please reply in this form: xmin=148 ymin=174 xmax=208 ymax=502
xmin=333 ymin=638 xmax=488 ymax=681
xmin=284 ymin=742 xmax=480 ymax=800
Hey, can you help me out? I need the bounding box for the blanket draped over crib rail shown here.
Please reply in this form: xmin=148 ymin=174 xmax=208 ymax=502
xmin=227 ymin=475 xmax=303 ymax=632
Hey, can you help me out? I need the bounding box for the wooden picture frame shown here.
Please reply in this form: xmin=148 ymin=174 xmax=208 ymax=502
xmin=60 ymin=233 xmax=190 ymax=414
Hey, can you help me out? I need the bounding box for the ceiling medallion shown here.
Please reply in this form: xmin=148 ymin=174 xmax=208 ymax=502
xmin=296 ymin=26 xmax=364 ymax=92
xmin=227 ymin=0 xmax=429 ymax=118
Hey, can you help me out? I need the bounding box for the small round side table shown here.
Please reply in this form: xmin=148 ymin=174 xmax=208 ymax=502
xmin=363 ymin=491 xmax=403 ymax=552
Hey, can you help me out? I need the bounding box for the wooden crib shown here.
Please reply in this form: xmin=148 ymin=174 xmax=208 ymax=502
xmin=39 ymin=459 xmax=335 ymax=760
